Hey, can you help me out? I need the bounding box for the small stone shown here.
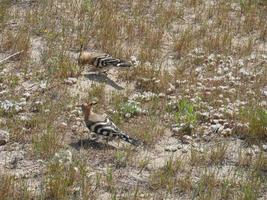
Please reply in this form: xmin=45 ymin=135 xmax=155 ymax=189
xmin=246 ymin=148 xmax=254 ymax=156
xmin=71 ymin=125 xmax=79 ymax=132
xmin=40 ymin=80 xmax=47 ymax=89
xmin=262 ymin=144 xmax=267 ymax=152
xmin=158 ymin=93 xmax=166 ymax=98
xmin=165 ymin=145 xmax=178 ymax=152
xmin=64 ymin=77 xmax=77 ymax=85
xmin=260 ymin=101 xmax=266 ymax=106
xmin=171 ymin=127 xmax=183 ymax=135
xmin=222 ymin=128 xmax=232 ymax=136
xmin=167 ymin=83 xmax=175 ymax=94
xmin=252 ymin=145 xmax=260 ymax=154
xmin=19 ymin=114 xmax=30 ymax=121
xmin=239 ymin=68 xmax=250 ymax=76
xmin=210 ymin=124 xmax=223 ymax=133
xmin=23 ymin=92 xmax=31 ymax=100
xmin=223 ymin=67 xmax=229 ymax=72
xmin=0 ymin=130 xmax=9 ymax=145
xmin=181 ymin=148 xmax=188 ymax=153
xmin=125 ymin=113 xmax=131 ymax=118
xmin=182 ymin=135 xmax=192 ymax=144
xmin=0 ymin=90 xmax=8 ymax=95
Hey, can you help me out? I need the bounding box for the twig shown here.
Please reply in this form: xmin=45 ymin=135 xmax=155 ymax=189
xmin=0 ymin=50 xmax=24 ymax=64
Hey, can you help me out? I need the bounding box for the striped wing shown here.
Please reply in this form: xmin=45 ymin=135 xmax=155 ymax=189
xmin=93 ymin=54 xmax=131 ymax=68
xmin=88 ymin=117 xmax=120 ymax=137
xmin=86 ymin=117 xmax=142 ymax=146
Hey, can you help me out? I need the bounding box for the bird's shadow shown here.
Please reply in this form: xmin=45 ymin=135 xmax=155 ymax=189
xmin=69 ymin=139 xmax=116 ymax=150
xmin=84 ymin=73 xmax=124 ymax=90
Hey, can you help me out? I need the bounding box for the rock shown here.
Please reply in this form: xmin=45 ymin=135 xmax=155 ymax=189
xmin=39 ymin=80 xmax=47 ymax=89
xmin=98 ymin=192 xmax=111 ymax=200
xmin=195 ymin=66 xmax=202 ymax=73
xmin=171 ymin=127 xmax=183 ymax=135
xmin=262 ymin=86 xmax=267 ymax=97
xmin=23 ymin=92 xmax=31 ymax=100
xmin=167 ymin=83 xmax=175 ymax=94
xmin=158 ymin=93 xmax=166 ymax=98
xmin=222 ymin=128 xmax=232 ymax=136
xmin=165 ymin=145 xmax=178 ymax=152
xmin=181 ymin=148 xmax=188 ymax=153
xmin=239 ymin=68 xmax=250 ymax=76
xmin=125 ymin=113 xmax=131 ymax=118
xmin=210 ymin=124 xmax=223 ymax=133
xmin=71 ymin=125 xmax=79 ymax=132
xmin=262 ymin=144 xmax=267 ymax=152
xmin=245 ymin=148 xmax=254 ymax=156
xmin=64 ymin=77 xmax=78 ymax=85
xmin=182 ymin=135 xmax=192 ymax=144
xmin=19 ymin=114 xmax=31 ymax=121
xmin=252 ymin=145 xmax=260 ymax=154
xmin=0 ymin=90 xmax=8 ymax=95
xmin=0 ymin=130 xmax=9 ymax=145
xmin=260 ymin=101 xmax=266 ymax=106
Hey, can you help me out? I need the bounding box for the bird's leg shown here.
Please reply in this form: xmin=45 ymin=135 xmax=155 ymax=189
xmin=91 ymin=133 xmax=100 ymax=142
xmin=97 ymin=68 xmax=108 ymax=76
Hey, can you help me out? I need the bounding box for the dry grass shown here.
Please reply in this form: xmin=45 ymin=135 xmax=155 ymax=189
xmin=0 ymin=173 xmax=32 ymax=199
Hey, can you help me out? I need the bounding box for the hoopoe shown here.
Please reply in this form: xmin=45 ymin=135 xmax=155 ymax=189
xmin=78 ymin=49 xmax=135 ymax=74
xmin=80 ymin=102 xmax=142 ymax=146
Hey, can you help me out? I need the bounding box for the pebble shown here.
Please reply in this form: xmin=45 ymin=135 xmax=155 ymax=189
xmin=158 ymin=93 xmax=166 ymax=98
xmin=23 ymin=92 xmax=31 ymax=100
xmin=39 ymin=80 xmax=47 ymax=89
xmin=262 ymin=144 xmax=267 ymax=152
xmin=125 ymin=113 xmax=131 ymax=118
xmin=182 ymin=135 xmax=192 ymax=144
xmin=222 ymin=128 xmax=232 ymax=136
xmin=181 ymin=148 xmax=188 ymax=153
xmin=167 ymin=83 xmax=175 ymax=94
xmin=239 ymin=68 xmax=250 ymax=76
xmin=71 ymin=125 xmax=79 ymax=132
xmin=165 ymin=145 xmax=178 ymax=152
xmin=171 ymin=127 xmax=183 ymax=135
xmin=210 ymin=124 xmax=223 ymax=133
xmin=64 ymin=77 xmax=77 ymax=85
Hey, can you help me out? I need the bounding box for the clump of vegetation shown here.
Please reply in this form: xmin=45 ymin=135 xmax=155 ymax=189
xmin=117 ymin=101 xmax=141 ymax=119
xmin=175 ymin=99 xmax=197 ymax=126
xmin=208 ymin=142 xmax=228 ymax=165
xmin=238 ymin=106 xmax=267 ymax=144
xmin=32 ymin=127 xmax=62 ymax=159
xmin=150 ymin=157 xmax=183 ymax=193
xmin=86 ymin=84 xmax=106 ymax=107
xmin=0 ymin=173 xmax=32 ymax=199
xmin=41 ymin=156 xmax=96 ymax=200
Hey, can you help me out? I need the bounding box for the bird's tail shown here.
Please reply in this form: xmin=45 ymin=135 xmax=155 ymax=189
xmin=115 ymin=61 xmax=132 ymax=67
xmin=108 ymin=58 xmax=132 ymax=67
xmin=118 ymin=132 xmax=142 ymax=146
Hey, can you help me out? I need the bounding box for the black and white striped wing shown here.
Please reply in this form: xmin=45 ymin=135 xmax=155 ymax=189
xmin=89 ymin=118 xmax=120 ymax=137
xmin=93 ymin=54 xmax=131 ymax=68
xmin=87 ymin=117 xmax=142 ymax=146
